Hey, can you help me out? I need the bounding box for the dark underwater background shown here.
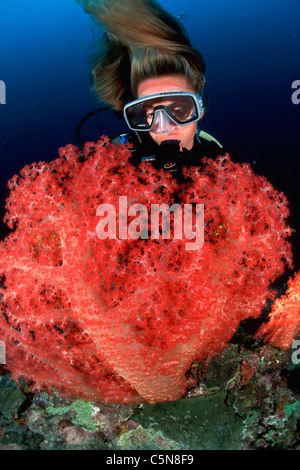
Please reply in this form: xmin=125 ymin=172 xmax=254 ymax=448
xmin=0 ymin=0 xmax=300 ymax=269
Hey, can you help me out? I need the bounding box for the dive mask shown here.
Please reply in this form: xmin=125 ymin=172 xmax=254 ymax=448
xmin=123 ymin=91 xmax=204 ymax=134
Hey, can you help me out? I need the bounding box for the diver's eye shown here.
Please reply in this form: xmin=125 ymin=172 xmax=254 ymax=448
xmin=172 ymin=105 xmax=193 ymax=121
xmin=174 ymin=106 xmax=187 ymax=118
xmin=145 ymin=109 xmax=154 ymax=125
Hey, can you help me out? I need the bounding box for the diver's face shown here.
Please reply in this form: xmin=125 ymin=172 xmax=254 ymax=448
xmin=137 ymin=75 xmax=198 ymax=151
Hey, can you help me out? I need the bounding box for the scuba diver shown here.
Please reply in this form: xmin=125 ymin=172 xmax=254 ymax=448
xmin=75 ymin=0 xmax=224 ymax=180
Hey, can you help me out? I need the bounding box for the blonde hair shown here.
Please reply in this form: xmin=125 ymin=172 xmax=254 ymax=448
xmin=77 ymin=0 xmax=206 ymax=111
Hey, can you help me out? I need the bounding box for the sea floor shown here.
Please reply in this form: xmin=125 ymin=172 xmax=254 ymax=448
xmin=0 ymin=337 xmax=299 ymax=450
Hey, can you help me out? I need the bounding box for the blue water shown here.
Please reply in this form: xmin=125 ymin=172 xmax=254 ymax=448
xmin=0 ymin=0 xmax=300 ymax=265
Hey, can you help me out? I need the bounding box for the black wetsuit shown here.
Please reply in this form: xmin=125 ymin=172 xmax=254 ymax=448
xmin=112 ymin=130 xmax=225 ymax=182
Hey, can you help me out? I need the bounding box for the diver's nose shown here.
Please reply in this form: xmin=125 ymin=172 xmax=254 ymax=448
xmin=151 ymin=109 xmax=177 ymax=134
xmin=157 ymin=110 xmax=169 ymax=134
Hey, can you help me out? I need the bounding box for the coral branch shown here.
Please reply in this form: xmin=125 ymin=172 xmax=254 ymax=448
xmin=256 ymin=271 xmax=300 ymax=349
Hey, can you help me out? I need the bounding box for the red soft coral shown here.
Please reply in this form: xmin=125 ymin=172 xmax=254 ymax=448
xmin=255 ymin=271 xmax=300 ymax=349
xmin=0 ymin=138 xmax=294 ymax=403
